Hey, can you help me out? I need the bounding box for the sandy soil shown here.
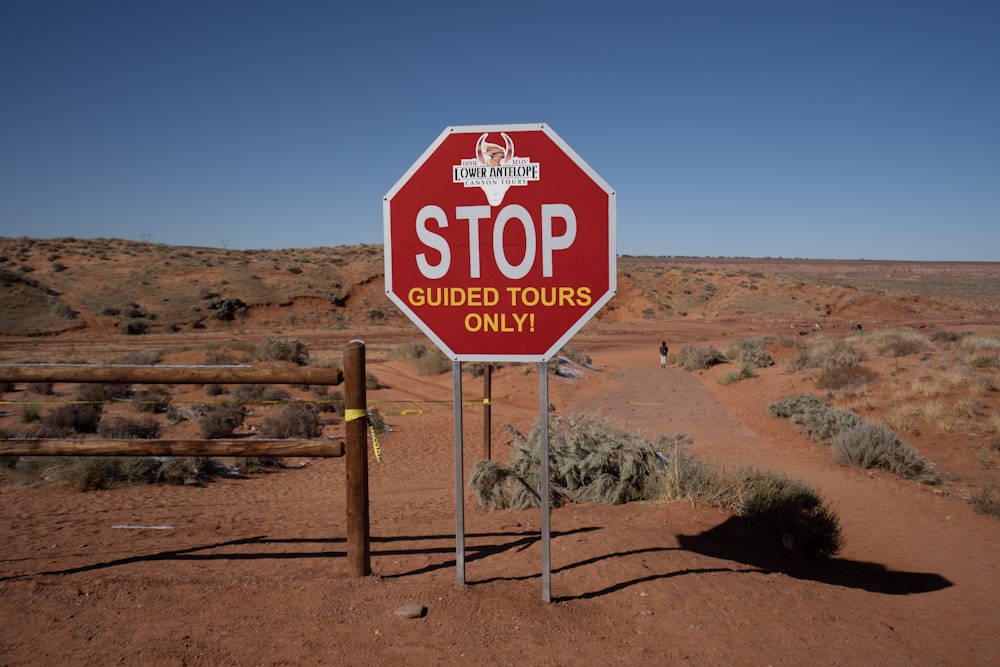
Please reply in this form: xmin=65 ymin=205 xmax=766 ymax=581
xmin=1 ymin=316 xmax=999 ymax=666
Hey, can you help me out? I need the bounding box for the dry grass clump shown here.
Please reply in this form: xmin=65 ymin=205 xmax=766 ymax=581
xmin=676 ymin=345 xmax=726 ymax=371
xmin=971 ymin=482 xmax=1000 ymax=518
xmin=958 ymin=333 xmax=1000 ymax=351
xmin=389 ymin=341 xmax=451 ymax=376
xmin=815 ymin=365 xmax=879 ymax=391
xmin=724 ymin=337 xmax=774 ymax=369
xmin=198 ymin=404 xmax=245 ymax=439
xmin=259 ymin=404 xmax=322 ymax=439
xmin=831 ymin=423 xmax=940 ymax=484
xmin=253 ymin=338 xmax=309 ymax=365
xmin=97 ymin=416 xmax=161 ymax=439
xmin=11 ymin=456 xmax=226 ymax=490
xmin=132 ymin=386 xmax=172 ymax=413
xmin=469 ymin=415 xmax=842 ymax=558
xmin=718 ymin=362 xmax=757 ymax=385
xmin=867 ymin=328 xmax=932 ymax=358
xmin=790 ymin=337 xmax=862 ymax=371
xmin=230 ymin=384 xmax=291 ymax=403
xmin=38 ymin=403 xmax=102 ymax=436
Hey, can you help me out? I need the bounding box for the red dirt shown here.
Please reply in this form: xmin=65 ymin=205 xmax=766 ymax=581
xmin=1 ymin=251 xmax=999 ymax=664
xmin=1 ymin=327 xmax=998 ymax=665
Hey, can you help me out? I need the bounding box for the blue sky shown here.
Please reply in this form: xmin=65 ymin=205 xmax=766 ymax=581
xmin=1 ymin=0 xmax=997 ymax=260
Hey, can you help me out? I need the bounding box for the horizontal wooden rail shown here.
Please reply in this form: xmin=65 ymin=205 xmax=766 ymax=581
xmin=0 ymin=363 xmax=343 ymax=386
xmin=0 ymin=438 xmax=344 ymax=458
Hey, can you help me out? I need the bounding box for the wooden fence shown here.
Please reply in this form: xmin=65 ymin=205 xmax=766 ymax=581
xmin=0 ymin=340 xmax=371 ymax=576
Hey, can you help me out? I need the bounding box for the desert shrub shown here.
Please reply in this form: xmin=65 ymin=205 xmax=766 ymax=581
xmin=815 ymin=365 xmax=879 ymax=391
xmin=365 ymin=371 xmax=381 ymax=390
xmin=312 ymin=386 xmax=341 ymax=414
xmin=790 ymin=338 xmax=862 ymax=371
xmin=465 ymin=362 xmax=505 ymax=378
xmin=39 ymin=403 xmax=102 ymax=436
xmin=259 ymin=404 xmax=322 ymax=439
xmin=930 ymin=330 xmax=962 ymax=343
xmin=718 ymin=362 xmax=756 ymax=385
xmin=122 ymin=350 xmax=161 ymax=365
xmin=724 ymin=469 xmax=843 ymax=558
xmin=26 ymin=382 xmax=54 ymax=395
xmin=198 ymin=404 xmax=245 ymax=439
xmin=0 ymin=382 xmax=15 ymax=394
xmin=156 ymin=457 xmax=228 ymax=485
xmin=21 ymin=404 xmax=41 ymax=423
xmin=470 ymin=415 xmax=683 ymax=510
xmin=12 ymin=455 xmax=224 ymax=490
xmin=230 ymin=384 xmax=291 ymax=403
xmin=77 ymin=382 xmax=131 ymax=403
xmin=959 ymin=334 xmax=1000 ymax=351
xmin=415 ymin=347 xmax=451 ymax=376
xmin=253 ymin=338 xmax=309 ymax=365
xmin=831 ymin=423 xmax=940 ymax=484
xmin=676 ymin=345 xmax=726 ymax=371
xmin=970 ymin=354 xmax=1000 ymax=370
xmin=724 ymin=337 xmax=773 ymax=368
xmin=97 ymin=417 xmax=161 ymax=439
xmin=205 ymin=383 xmax=228 ymax=396
xmin=469 ymin=415 xmax=842 ymax=558
xmin=204 ymin=296 xmax=248 ymax=321
xmin=388 ymin=341 xmax=428 ymax=362
xmin=118 ymin=318 xmax=149 ymax=335
xmin=971 ymin=482 xmax=1000 ymax=518
xmin=768 ymin=394 xmax=862 ymax=444
xmin=389 ymin=341 xmax=451 ymax=376
xmin=132 ymin=386 xmax=171 ymax=413
xmin=868 ymin=329 xmax=931 ymax=357
xmin=205 ymin=351 xmax=240 ymax=365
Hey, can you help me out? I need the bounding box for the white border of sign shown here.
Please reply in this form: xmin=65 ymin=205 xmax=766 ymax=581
xmin=383 ymin=123 xmax=617 ymax=363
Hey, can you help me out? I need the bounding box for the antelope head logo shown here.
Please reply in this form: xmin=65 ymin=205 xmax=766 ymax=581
xmin=476 ymin=132 xmax=514 ymax=205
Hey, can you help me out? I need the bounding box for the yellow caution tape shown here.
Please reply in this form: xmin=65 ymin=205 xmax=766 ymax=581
xmin=344 ymin=408 xmax=367 ymax=421
xmin=369 ymin=424 xmax=382 ymax=462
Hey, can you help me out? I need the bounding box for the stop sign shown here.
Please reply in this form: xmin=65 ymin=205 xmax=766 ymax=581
xmin=383 ymin=124 xmax=616 ymax=362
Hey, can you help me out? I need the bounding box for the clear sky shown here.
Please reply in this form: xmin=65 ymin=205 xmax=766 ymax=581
xmin=1 ymin=1 xmax=998 ymax=260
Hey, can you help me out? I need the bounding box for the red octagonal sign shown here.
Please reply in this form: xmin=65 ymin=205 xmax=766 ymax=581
xmin=384 ymin=124 xmax=616 ymax=361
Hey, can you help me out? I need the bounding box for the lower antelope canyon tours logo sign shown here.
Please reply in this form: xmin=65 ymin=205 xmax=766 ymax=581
xmin=452 ymin=132 xmax=540 ymax=206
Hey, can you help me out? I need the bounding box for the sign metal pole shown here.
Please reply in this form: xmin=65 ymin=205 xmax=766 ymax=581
xmin=453 ymin=360 xmax=465 ymax=585
xmin=539 ymin=361 xmax=551 ymax=602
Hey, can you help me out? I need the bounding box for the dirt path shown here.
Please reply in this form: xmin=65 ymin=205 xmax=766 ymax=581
xmin=1 ymin=345 xmax=999 ymax=665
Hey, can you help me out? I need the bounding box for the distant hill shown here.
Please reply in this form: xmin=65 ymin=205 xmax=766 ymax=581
xmin=2 ymin=237 xmax=997 ymax=337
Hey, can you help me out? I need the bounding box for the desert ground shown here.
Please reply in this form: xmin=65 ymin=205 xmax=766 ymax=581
xmin=1 ymin=237 xmax=999 ymax=665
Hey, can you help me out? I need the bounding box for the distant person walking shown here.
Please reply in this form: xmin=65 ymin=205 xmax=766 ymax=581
xmin=659 ymin=341 xmax=669 ymax=368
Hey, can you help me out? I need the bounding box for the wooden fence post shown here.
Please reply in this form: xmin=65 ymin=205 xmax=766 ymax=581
xmin=344 ymin=341 xmax=370 ymax=577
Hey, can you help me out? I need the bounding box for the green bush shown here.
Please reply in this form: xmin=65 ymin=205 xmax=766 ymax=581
xmin=676 ymin=345 xmax=726 ymax=371
xmin=831 ymin=423 xmax=940 ymax=484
